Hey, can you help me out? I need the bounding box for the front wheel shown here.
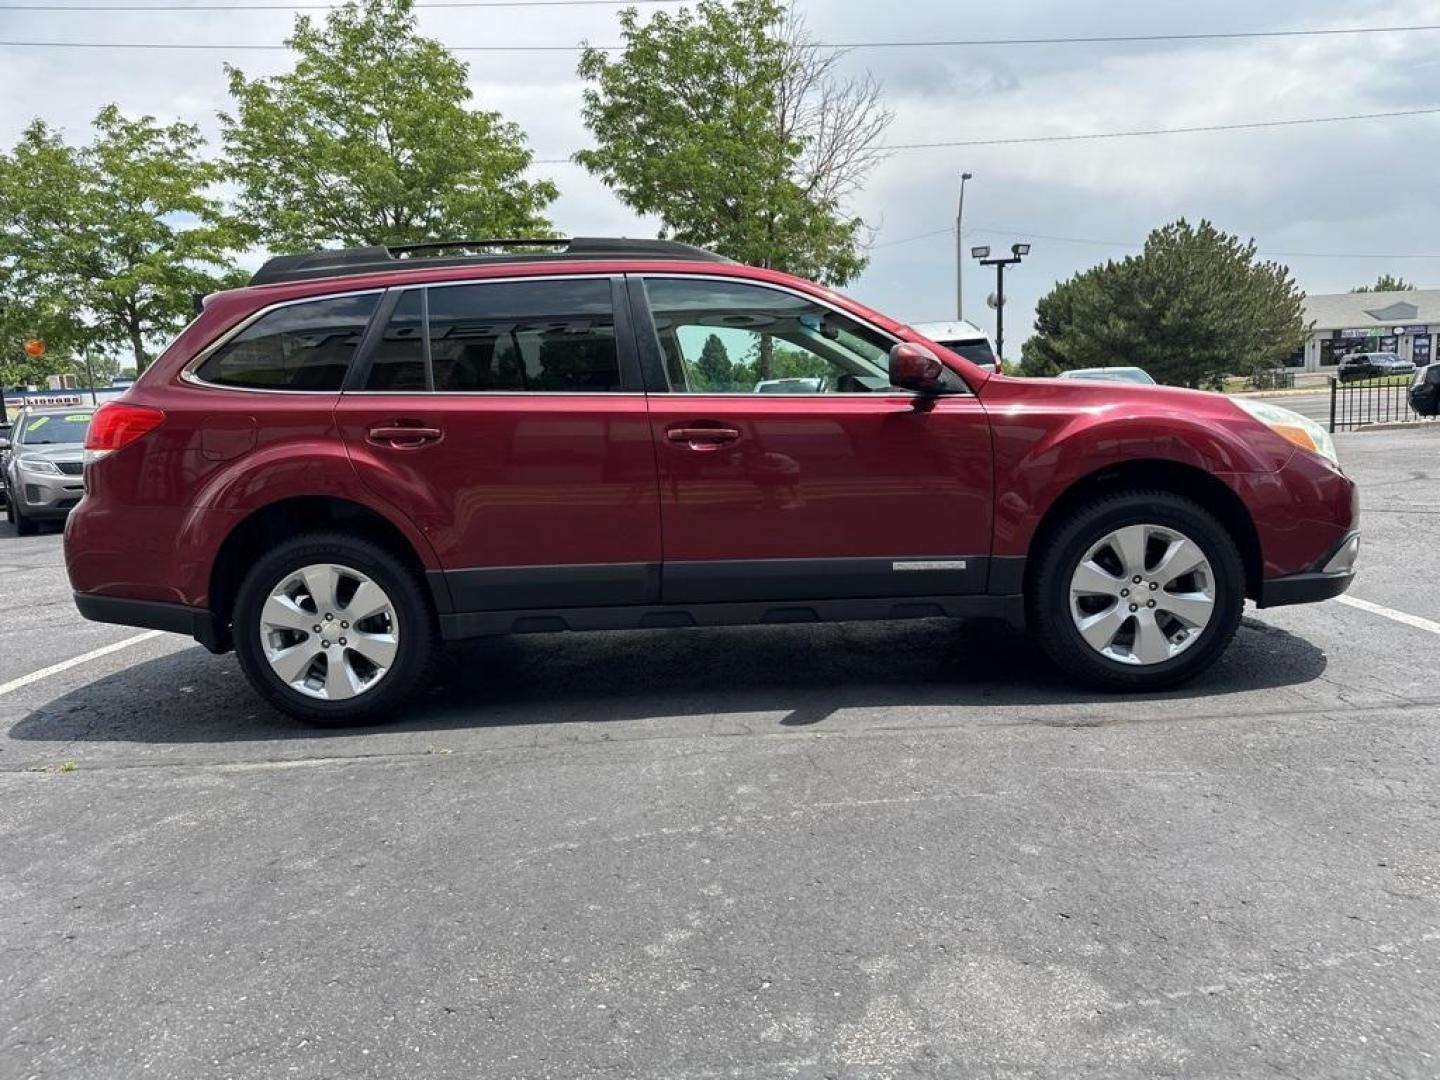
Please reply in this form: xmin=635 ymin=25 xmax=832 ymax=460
xmin=13 ymin=495 xmax=38 ymax=536
xmin=1027 ymin=491 xmax=1245 ymax=691
xmin=232 ymin=533 xmax=438 ymax=725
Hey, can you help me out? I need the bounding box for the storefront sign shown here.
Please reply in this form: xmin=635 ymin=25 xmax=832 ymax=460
xmin=2 ymin=393 xmax=82 ymax=410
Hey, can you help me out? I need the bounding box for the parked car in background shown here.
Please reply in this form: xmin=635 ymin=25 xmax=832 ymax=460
xmin=0 ymin=421 xmax=11 ymax=507
xmin=910 ymin=320 xmax=1001 ymax=373
xmin=1411 ymin=363 xmax=1440 ymax=417
xmin=66 ymin=237 xmax=1358 ymax=724
xmin=5 ymin=408 xmax=92 ymax=535
xmin=1338 ymin=352 xmax=1416 ymax=381
xmin=1056 ymin=366 xmax=1158 ymax=385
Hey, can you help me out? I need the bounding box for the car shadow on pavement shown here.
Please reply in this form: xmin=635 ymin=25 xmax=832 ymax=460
xmin=9 ymin=615 xmax=1328 ymax=744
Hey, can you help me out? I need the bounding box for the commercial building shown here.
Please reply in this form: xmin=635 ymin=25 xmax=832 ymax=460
xmin=1294 ymin=290 xmax=1440 ymax=373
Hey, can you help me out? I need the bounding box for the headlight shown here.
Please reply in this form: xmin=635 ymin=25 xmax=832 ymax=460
xmin=17 ymin=455 xmax=61 ymax=475
xmin=1231 ymin=398 xmax=1340 ymax=467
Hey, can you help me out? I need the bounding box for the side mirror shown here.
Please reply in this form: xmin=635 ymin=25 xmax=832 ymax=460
xmin=889 ymin=342 xmax=947 ymax=394
xmin=0 ymin=438 xmax=10 ymax=451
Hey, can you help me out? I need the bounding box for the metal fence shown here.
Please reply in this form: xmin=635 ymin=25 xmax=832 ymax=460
xmin=1329 ymin=376 xmax=1436 ymax=433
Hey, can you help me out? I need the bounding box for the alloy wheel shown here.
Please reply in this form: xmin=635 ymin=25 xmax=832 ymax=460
xmin=259 ymin=563 xmax=400 ymax=700
xmin=1068 ymin=523 xmax=1216 ymax=666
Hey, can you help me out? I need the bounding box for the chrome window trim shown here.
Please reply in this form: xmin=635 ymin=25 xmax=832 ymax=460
xmin=180 ymin=287 xmax=387 ymax=395
xmin=339 ymin=390 xmax=649 ymax=398
xmin=634 ymin=271 xmax=974 ymax=398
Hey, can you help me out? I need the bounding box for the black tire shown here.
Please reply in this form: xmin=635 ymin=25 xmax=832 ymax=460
xmin=232 ymin=532 xmax=438 ymax=726
xmin=13 ymin=496 xmax=38 ymax=536
xmin=1027 ymin=490 xmax=1245 ymax=692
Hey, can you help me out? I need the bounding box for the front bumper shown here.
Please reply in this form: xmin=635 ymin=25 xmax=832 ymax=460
xmin=1257 ymin=531 xmax=1359 ymax=608
xmin=15 ymin=469 xmax=85 ymax=518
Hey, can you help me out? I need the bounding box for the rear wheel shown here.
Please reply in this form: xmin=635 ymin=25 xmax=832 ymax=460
xmin=1028 ymin=491 xmax=1244 ymax=691
xmin=233 ymin=532 xmax=438 ymax=725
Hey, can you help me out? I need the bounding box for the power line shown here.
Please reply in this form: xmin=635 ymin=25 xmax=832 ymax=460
xmin=0 ymin=10 xmax=1438 ymax=55
xmin=886 ymin=107 xmax=1440 ymax=150
xmin=532 ymin=107 xmax=1440 ymax=165
xmin=871 ymin=226 xmax=955 ymax=250
xmin=0 ymin=0 xmax=678 ymax=7
xmin=6 ymin=21 xmax=1440 ymax=45
xmin=871 ymin=223 xmax=1440 ymax=261
xmin=830 ymin=24 xmax=1440 ymax=50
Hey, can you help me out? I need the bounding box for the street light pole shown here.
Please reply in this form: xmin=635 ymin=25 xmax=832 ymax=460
xmin=956 ymin=172 xmax=972 ymax=321
xmin=971 ymin=242 xmax=1032 ymax=364
xmin=995 ymin=262 xmax=1006 ymax=363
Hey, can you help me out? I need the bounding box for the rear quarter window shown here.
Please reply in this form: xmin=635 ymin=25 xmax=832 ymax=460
xmin=195 ymin=294 xmax=380 ymax=391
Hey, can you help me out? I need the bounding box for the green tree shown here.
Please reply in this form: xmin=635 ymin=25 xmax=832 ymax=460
xmin=695 ymin=333 xmax=734 ymax=389
xmin=222 ymin=0 xmax=557 ymax=252
xmin=1021 ymin=219 xmax=1306 ymax=388
xmin=1351 ymin=274 xmax=1415 ymax=293
xmin=0 ymin=107 xmax=242 ymax=372
xmin=577 ymin=0 xmax=892 ymax=285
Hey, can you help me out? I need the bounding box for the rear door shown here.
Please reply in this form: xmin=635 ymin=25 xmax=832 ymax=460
xmin=335 ymin=274 xmax=663 ymax=613
xmin=632 ymin=274 xmax=994 ymax=604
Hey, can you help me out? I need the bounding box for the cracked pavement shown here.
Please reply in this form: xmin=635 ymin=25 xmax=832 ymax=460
xmin=2 ymin=429 xmax=1438 ymax=1079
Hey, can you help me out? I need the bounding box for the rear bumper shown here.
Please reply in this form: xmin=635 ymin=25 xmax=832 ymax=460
xmin=73 ymin=592 xmax=230 ymax=654
xmin=1256 ymin=531 xmax=1359 ymax=609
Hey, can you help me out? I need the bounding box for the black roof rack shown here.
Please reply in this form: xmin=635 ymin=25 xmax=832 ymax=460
xmin=249 ymin=237 xmax=732 ymax=286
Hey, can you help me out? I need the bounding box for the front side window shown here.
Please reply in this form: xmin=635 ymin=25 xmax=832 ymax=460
xmin=643 ymin=278 xmax=898 ymax=394
xmin=427 ymin=279 xmax=621 ymax=392
xmin=196 ymin=294 xmax=380 ymax=391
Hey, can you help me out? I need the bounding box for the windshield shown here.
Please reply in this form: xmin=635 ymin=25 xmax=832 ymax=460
xmin=18 ymin=412 xmax=93 ymax=445
xmin=938 ymin=340 xmax=996 ymax=367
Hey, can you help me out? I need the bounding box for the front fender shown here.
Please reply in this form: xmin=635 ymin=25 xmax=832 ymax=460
xmin=982 ymin=379 xmax=1295 ymax=557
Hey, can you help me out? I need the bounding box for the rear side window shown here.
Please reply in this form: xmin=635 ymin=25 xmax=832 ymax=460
xmin=364 ymin=279 xmax=622 ymax=393
xmin=195 ymin=294 xmax=380 ymax=391
xmin=364 ymin=291 xmax=427 ymax=391
xmin=430 ymin=279 xmax=619 ymax=392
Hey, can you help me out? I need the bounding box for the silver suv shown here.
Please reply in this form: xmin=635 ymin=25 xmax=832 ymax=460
xmin=3 ymin=408 xmax=92 ymax=535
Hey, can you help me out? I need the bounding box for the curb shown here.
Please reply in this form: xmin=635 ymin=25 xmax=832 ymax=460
xmin=1335 ymin=420 xmax=1439 ymax=433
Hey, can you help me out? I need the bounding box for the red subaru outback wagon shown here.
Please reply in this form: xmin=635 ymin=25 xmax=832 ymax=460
xmin=66 ymin=238 xmax=1359 ymax=724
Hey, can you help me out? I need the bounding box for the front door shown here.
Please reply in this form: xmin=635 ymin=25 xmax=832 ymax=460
xmin=634 ymin=275 xmax=994 ymax=604
xmin=335 ymin=275 xmax=663 ymax=613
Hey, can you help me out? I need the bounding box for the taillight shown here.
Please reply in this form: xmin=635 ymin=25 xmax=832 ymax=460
xmin=84 ymin=402 xmax=165 ymax=463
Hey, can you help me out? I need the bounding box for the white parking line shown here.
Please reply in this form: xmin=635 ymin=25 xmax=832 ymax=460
xmin=0 ymin=631 xmax=163 ymax=699
xmin=1337 ymin=595 xmax=1440 ymax=636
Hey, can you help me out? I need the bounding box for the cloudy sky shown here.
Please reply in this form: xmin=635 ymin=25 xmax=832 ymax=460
xmin=4 ymin=0 xmax=1440 ymax=352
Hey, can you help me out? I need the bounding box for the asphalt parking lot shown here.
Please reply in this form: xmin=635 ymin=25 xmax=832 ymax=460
xmin=2 ymin=428 xmax=1438 ymax=1080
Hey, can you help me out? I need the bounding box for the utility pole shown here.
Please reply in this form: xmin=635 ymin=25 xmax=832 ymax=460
xmin=82 ymin=347 xmax=99 ymax=405
xmin=956 ymin=172 xmax=973 ymax=321
xmin=971 ymin=243 xmax=1032 ymax=363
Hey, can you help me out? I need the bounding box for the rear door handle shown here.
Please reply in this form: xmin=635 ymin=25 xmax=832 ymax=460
xmin=666 ymin=426 xmax=741 ymax=448
xmin=367 ymin=423 xmax=443 ymax=448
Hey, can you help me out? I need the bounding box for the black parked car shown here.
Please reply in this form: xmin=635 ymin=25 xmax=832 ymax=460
xmin=1338 ymin=352 xmax=1415 ymax=381
xmin=1411 ymin=364 xmax=1440 ymax=417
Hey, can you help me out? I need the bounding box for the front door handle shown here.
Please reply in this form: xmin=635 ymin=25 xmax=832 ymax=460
xmin=367 ymin=423 xmax=443 ymax=448
xmin=666 ymin=426 xmax=741 ymax=449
